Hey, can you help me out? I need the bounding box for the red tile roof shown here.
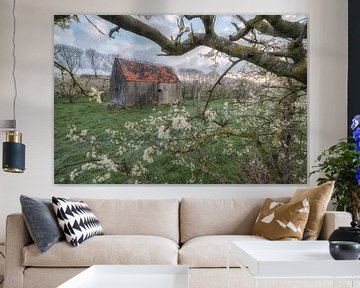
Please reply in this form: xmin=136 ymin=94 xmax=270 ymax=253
xmin=117 ymin=58 xmax=180 ymax=83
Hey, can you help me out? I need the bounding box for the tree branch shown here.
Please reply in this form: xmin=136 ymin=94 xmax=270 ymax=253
xmin=202 ymin=58 xmax=242 ymax=115
xmin=99 ymin=15 xmax=306 ymax=84
xmin=229 ymin=15 xmax=263 ymax=41
xmin=54 ymin=61 xmax=90 ymax=97
xmin=262 ymin=15 xmax=306 ymax=40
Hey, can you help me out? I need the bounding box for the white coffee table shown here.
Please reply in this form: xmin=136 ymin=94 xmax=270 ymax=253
xmin=57 ymin=265 xmax=189 ymax=288
xmin=228 ymin=241 xmax=360 ymax=288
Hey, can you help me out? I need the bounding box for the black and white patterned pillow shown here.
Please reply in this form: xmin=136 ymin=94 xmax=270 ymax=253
xmin=52 ymin=197 xmax=104 ymax=247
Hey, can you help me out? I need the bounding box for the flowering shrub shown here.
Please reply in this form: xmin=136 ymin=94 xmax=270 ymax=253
xmin=352 ymin=114 xmax=360 ymax=185
xmin=58 ymin=85 xmax=307 ymax=184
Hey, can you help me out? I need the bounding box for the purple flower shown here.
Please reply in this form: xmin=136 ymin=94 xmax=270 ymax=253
xmin=353 ymin=128 xmax=360 ymax=142
xmin=356 ymin=167 xmax=360 ymax=186
xmin=352 ymin=115 xmax=360 ymax=130
xmin=357 ymin=142 xmax=360 ymax=152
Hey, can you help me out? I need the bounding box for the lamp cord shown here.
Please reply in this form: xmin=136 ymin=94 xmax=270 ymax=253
xmin=12 ymin=0 xmax=17 ymax=129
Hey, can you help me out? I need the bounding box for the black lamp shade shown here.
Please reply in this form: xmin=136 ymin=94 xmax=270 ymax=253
xmin=3 ymin=141 xmax=25 ymax=173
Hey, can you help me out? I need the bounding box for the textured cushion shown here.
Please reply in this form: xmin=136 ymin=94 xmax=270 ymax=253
xmin=290 ymin=181 xmax=334 ymax=240
xmin=23 ymin=235 xmax=179 ymax=267
xmin=72 ymin=198 xmax=179 ymax=243
xmin=20 ymin=195 xmax=64 ymax=253
xmin=179 ymin=235 xmax=267 ymax=268
xmin=52 ymin=197 xmax=103 ymax=247
xmin=180 ymin=198 xmax=289 ymax=243
xmin=252 ymin=198 xmax=310 ymax=240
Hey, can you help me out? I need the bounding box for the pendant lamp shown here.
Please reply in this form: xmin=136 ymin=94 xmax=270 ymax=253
xmin=1 ymin=0 xmax=25 ymax=173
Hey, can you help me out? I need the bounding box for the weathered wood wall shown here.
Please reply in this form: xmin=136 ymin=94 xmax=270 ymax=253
xmin=110 ymin=60 xmax=182 ymax=107
xmin=157 ymin=83 xmax=182 ymax=105
xmin=109 ymin=61 xmax=127 ymax=106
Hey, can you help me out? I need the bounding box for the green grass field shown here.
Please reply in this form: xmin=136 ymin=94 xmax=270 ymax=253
xmin=54 ymin=99 xmax=242 ymax=184
xmin=55 ymin=95 xmax=307 ymax=184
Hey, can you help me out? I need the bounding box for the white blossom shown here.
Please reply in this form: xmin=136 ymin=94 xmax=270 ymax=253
xmin=143 ymin=146 xmax=155 ymax=163
xmin=92 ymin=173 xmax=111 ymax=184
xmin=172 ymin=115 xmax=191 ymax=130
xmin=117 ymin=146 xmax=126 ymax=156
xmin=80 ymin=129 xmax=88 ymax=136
xmin=69 ymin=169 xmax=80 ymax=182
xmin=131 ymin=162 xmax=147 ymax=177
xmin=89 ymin=87 xmax=103 ymax=104
xmin=157 ymin=125 xmax=170 ymax=139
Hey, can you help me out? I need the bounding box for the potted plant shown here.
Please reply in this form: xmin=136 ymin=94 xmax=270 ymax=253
xmin=310 ymin=115 xmax=360 ymax=222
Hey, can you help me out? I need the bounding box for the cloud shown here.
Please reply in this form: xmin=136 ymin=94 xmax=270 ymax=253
xmin=282 ymin=15 xmax=307 ymax=22
xmin=215 ymin=16 xmax=237 ymax=36
xmin=54 ymin=26 xmax=76 ymax=46
xmin=143 ymin=15 xmax=179 ymax=38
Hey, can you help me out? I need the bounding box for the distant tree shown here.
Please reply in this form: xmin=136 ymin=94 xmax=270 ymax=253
xmin=85 ymin=48 xmax=104 ymax=77
xmin=54 ymin=44 xmax=83 ymax=74
xmin=101 ymin=53 xmax=117 ymax=73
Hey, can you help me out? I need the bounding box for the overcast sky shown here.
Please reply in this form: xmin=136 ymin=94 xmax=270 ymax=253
xmin=54 ymin=15 xmax=306 ymax=75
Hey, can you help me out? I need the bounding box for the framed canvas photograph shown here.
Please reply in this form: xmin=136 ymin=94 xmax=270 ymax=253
xmin=54 ymin=14 xmax=307 ymax=184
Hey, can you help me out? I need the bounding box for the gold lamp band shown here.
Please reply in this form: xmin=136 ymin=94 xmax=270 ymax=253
xmin=6 ymin=131 xmax=22 ymax=143
xmin=3 ymin=167 xmax=24 ymax=173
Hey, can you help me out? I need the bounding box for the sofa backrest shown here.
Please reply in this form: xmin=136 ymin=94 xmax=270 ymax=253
xmin=180 ymin=198 xmax=289 ymax=243
xmin=73 ymin=198 xmax=180 ymax=243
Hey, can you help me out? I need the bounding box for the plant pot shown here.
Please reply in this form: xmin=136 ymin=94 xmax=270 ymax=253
xmin=329 ymin=241 xmax=360 ymax=260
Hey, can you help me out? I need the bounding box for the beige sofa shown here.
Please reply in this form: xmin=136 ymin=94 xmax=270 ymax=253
xmin=4 ymin=198 xmax=352 ymax=288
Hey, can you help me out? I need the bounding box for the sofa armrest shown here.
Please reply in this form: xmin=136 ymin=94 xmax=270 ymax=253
xmin=318 ymin=211 xmax=352 ymax=240
xmin=4 ymin=213 xmax=32 ymax=288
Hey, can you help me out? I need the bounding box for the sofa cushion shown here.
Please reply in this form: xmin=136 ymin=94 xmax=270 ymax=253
xmin=23 ymin=235 xmax=178 ymax=267
xmin=290 ymin=181 xmax=334 ymax=240
xmin=20 ymin=195 xmax=64 ymax=253
xmin=252 ymin=198 xmax=310 ymax=240
xmin=72 ymin=198 xmax=179 ymax=243
xmin=180 ymin=198 xmax=289 ymax=243
xmin=179 ymin=235 xmax=267 ymax=268
xmin=52 ymin=197 xmax=104 ymax=247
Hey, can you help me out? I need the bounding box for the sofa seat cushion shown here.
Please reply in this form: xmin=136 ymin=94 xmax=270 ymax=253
xmin=23 ymin=235 xmax=179 ymax=267
xmin=179 ymin=235 xmax=267 ymax=268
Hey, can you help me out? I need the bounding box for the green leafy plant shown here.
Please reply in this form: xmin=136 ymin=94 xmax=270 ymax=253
xmin=310 ymin=114 xmax=360 ymax=221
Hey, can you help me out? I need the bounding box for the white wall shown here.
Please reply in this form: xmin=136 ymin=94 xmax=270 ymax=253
xmin=0 ymin=0 xmax=348 ymax=242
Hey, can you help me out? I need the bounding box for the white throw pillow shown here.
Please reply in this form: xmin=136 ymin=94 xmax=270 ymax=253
xmin=52 ymin=197 xmax=103 ymax=247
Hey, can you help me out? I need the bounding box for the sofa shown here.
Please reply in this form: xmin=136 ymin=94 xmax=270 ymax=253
xmin=4 ymin=198 xmax=352 ymax=288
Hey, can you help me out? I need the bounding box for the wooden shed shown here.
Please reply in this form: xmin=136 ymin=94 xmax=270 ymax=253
xmin=110 ymin=58 xmax=182 ymax=107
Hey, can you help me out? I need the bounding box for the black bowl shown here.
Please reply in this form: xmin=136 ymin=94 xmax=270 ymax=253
xmin=329 ymin=241 xmax=360 ymax=260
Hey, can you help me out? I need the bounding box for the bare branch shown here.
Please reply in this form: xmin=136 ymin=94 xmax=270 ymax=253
xmin=54 ymin=61 xmax=90 ymax=97
xmin=84 ymin=15 xmax=106 ymax=36
xmin=202 ymin=59 xmax=242 ymax=114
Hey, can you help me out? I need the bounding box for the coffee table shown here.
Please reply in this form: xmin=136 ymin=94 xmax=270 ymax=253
xmin=228 ymin=241 xmax=360 ymax=288
xmin=57 ymin=265 xmax=189 ymax=288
